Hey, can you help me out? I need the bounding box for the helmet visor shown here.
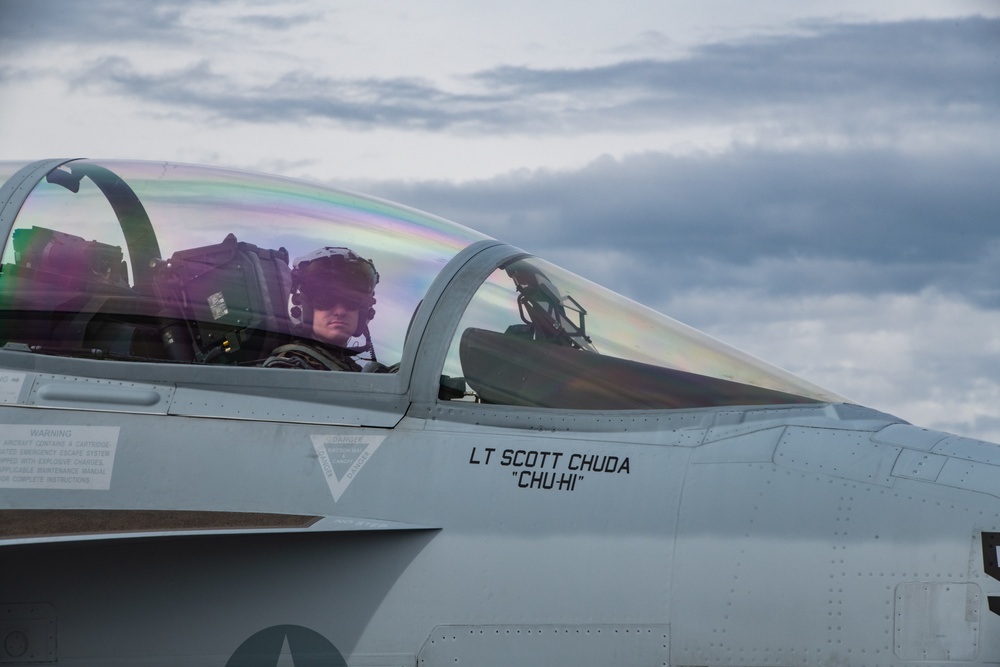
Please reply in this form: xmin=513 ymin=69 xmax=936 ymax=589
xmin=310 ymin=288 xmax=371 ymax=312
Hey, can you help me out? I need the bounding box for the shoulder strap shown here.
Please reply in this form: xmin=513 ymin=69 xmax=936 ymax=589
xmin=264 ymin=343 xmax=358 ymax=371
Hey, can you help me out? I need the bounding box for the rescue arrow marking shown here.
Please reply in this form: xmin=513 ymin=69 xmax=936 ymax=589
xmin=312 ymin=434 xmax=387 ymax=502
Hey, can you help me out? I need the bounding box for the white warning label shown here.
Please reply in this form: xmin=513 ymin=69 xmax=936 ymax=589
xmin=0 ymin=425 xmax=120 ymax=490
xmin=0 ymin=372 xmax=26 ymax=404
xmin=208 ymin=291 xmax=229 ymax=320
xmin=312 ymin=433 xmax=386 ymax=502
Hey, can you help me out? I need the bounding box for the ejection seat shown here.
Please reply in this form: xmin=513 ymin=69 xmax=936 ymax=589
xmin=0 ymin=226 xmax=155 ymax=356
xmin=150 ymin=233 xmax=293 ymax=364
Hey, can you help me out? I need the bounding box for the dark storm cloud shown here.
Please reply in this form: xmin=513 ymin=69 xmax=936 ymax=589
xmin=357 ymin=147 xmax=1000 ymax=308
xmin=53 ymin=17 xmax=1000 ymax=132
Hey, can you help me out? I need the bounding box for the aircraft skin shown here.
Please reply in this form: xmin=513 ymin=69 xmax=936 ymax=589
xmin=0 ymin=158 xmax=999 ymax=666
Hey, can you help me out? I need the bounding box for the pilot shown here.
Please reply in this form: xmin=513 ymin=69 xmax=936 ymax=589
xmin=264 ymin=247 xmax=380 ymax=372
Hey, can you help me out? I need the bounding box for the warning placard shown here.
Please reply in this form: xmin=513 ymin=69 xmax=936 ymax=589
xmin=0 ymin=425 xmax=120 ymax=490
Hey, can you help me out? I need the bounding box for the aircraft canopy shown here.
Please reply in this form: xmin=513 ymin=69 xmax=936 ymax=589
xmin=0 ymin=159 xmax=844 ymax=410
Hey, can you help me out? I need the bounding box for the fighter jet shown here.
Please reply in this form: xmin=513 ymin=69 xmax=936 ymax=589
xmin=1 ymin=158 xmax=999 ymax=666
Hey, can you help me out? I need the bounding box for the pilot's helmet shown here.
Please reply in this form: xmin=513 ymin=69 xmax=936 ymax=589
xmin=290 ymin=247 xmax=379 ymax=337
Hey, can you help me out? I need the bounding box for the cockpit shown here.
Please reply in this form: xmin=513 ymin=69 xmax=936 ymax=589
xmin=0 ymin=159 xmax=844 ymax=411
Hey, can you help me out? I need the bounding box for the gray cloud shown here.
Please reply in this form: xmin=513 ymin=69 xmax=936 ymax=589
xmin=72 ymin=56 xmax=517 ymax=129
xmin=49 ymin=17 xmax=1000 ymax=134
xmin=0 ymin=0 xmax=195 ymax=48
xmin=231 ymin=13 xmax=315 ymax=31
xmin=0 ymin=0 xmax=315 ymax=50
xmin=357 ymin=146 xmax=1000 ymax=308
xmin=478 ymin=18 xmax=999 ymax=105
xmin=471 ymin=17 xmax=1000 ymax=134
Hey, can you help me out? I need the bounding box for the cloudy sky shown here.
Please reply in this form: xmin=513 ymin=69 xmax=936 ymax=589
xmin=1 ymin=0 xmax=999 ymax=440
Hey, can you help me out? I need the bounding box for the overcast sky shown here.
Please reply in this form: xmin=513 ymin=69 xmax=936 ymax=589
xmin=1 ymin=0 xmax=999 ymax=440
